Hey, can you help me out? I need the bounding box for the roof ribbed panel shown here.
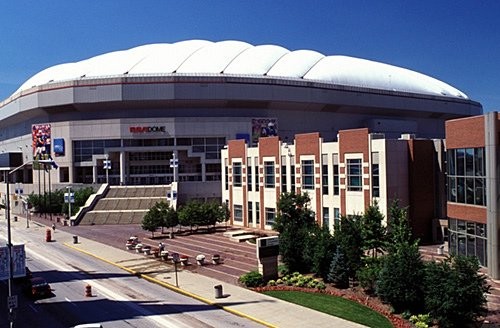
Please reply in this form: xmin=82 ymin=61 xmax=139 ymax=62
xmin=176 ymin=40 xmax=252 ymax=74
xmin=129 ymin=40 xmax=212 ymax=74
xmin=267 ymin=50 xmax=324 ymax=78
xmin=224 ymin=44 xmax=289 ymax=75
xmin=12 ymin=39 xmax=469 ymax=99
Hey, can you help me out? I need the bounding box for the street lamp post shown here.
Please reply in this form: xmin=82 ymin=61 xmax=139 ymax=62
xmin=3 ymin=159 xmax=57 ymax=327
xmin=4 ymin=171 xmax=14 ymax=327
xmin=66 ymin=186 xmax=72 ymax=220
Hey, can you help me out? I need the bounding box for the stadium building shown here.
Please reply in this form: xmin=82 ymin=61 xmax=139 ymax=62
xmin=0 ymin=40 xmax=482 ymax=214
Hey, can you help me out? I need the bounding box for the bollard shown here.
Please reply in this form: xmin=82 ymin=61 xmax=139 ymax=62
xmin=73 ymin=235 xmax=79 ymax=244
xmin=85 ymin=284 xmax=92 ymax=297
xmin=214 ymin=284 xmax=223 ymax=299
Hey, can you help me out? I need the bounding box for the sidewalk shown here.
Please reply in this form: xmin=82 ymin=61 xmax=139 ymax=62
xmin=21 ymin=217 xmax=366 ymax=328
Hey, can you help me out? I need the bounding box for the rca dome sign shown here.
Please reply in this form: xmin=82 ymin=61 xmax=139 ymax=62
xmin=129 ymin=126 xmax=166 ymax=133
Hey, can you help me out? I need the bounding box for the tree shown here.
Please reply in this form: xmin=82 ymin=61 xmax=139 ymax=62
xmin=386 ymin=199 xmax=412 ymax=253
xmin=304 ymin=224 xmax=336 ymax=280
xmin=376 ymin=199 xmax=425 ymax=313
xmin=273 ymin=192 xmax=316 ymax=273
xmin=376 ymin=240 xmax=425 ymax=313
xmin=141 ymin=205 xmax=162 ymax=238
xmin=154 ymin=201 xmax=178 ymax=233
xmin=361 ymin=201 xmax=386 ymax=258
xmin=327 ymin=247 xmax=350 ymax=288
xmin=333 ymin=215 xmax=364 ymax=281
xmin=423 ymin=255 xmax=490 ymax=328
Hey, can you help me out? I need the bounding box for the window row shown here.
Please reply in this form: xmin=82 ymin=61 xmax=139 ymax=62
xmin=229 ymin=156 xmax=374 ymax=194
xmin=448 ymin=219 xmax=487 ymax=267
xmin=73 ymin=137 xmax=225 ymax=163
xmin=234 ymin=202 xmax=275 ymax=226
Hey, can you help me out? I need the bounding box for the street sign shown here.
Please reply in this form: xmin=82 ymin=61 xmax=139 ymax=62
xmin=64 ymin=192 xmax=75 ymax=203
xmin=169 ymin=158 xmax=178 ymax=168
xmin=167 ymin=191 xmax=177 ymax=200
xmin=8 ymin=295 xmax=17 ymax=309
xmin=103 ymin=159 xmax=111 ymax=170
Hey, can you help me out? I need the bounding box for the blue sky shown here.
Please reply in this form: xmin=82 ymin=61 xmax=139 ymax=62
xmin=1 ymin=1 xmax=499 ymax=111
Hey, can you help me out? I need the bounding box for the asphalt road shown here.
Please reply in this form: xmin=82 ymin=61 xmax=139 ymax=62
xmin=0 ymin=217 xmax=264 ymax=328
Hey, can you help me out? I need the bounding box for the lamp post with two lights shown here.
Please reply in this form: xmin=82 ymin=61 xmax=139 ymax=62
xmin=3 ymin=158 xmax=58 ymax=327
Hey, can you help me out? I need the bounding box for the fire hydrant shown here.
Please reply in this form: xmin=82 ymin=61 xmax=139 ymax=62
xmin=85 ymin=284 xmax=92 ymax=297
xmin=45 ymin=229 xmax=52 ymax=242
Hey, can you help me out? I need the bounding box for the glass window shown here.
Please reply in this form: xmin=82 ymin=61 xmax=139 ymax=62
xmin=448 ymin=148 xmax=486 ymax=206
xmin=264 ymin=161 xmax=275 ymax=188
xmin=265 ymin=207 xmax=276 ymax=226
xmin=234 ymin=204 xmax=243 ymax=222
xmin=347 ymin=158 xmax=362 ymax=191
xmin=248 ymin=201 xmax=253 ymax=224
xmin=233 ymin=162 xmax=242 ymax=187
xmin=465 ymin=148 xmax=474 ymax=176
xmin=322 ymin=207 xmax=329 ymax=229
xmin=247 ymin=164 xmax=252 ymax=192
xmin=475 ymin=148 xmax=484 ymax=176
xmin=224 ymin=159 xmax=229 ymax=190
xmin=372 ymin=152 xmax=379 ymax=198
xmin=333 ymin=154 xmax=339 ymax=195
xmin=290 ymin=156 xmax=296 ymax=193
xmin=255 ymin=157 xmax=260 ymax=192
xmin=281 ymin=155 xmax=287 ymax=193
xmin=255 ymin=201 xmax=260 ymax=224
xmin=334 ymin=208 xmax=340 ymax=228
xmin=456 ymin=148 xmax=465 ymax=176
xmin=322 ymin=154 xmax=329 ymax=195
xmin=447 ymin=149 xmax=456 ymax=176
xmin=301 ymin=160 xmax=314 ymax=190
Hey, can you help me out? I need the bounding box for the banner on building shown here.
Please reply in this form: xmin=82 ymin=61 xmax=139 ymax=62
xmin=0 ymin=245 xmax=26 ymax=281
xmin=251 ymin=118 xmax=278 ymax=146
xmin=32 ymin=123 xmax=52 ymax=170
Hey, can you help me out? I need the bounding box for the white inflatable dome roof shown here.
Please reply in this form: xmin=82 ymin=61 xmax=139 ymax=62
xmin=16 ymin=39 xmax=468 ymax=99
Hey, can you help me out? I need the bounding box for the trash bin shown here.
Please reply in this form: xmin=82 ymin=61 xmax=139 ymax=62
xmin=437 ymin=245 xmax=444 ymax=255
xmin=214 ymin=285 xmax=223 ymax=299
xmin=73 ymin=235 xmax=79 ymax=244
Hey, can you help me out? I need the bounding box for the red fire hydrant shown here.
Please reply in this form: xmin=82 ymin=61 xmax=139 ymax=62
xmin=45 ymin=229 xmax=52 ymax=242
xmin=85 ymin=284 xmax=92 ymax=297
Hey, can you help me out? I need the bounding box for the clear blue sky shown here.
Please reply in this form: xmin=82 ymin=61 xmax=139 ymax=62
xmin=1 ymin=1 xmax=499 ymax=111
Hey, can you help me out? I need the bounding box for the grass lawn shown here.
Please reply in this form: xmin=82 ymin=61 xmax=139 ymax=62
xmin=262 ymin=290 xmax=392 ymax=328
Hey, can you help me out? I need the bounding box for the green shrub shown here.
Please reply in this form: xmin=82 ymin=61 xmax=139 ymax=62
xmin=357 ymin=257 xmax=382 ymax=294
xmin=409 ymin=314 xmax=431 ymax=328
xmin=239 ymin=271 xmax=264 ymax=287
xmin=276 ymin=278 xmax=283 ymax=285
xmin=267 ymin=279 xmax=276 ymax=286
xmin=278 ymin=264 xmax=289 ymax=277
xmin=315 ymin=281 xmax=326 ymax=290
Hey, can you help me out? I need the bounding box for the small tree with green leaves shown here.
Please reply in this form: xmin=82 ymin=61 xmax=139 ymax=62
xmin=304 ymin=224 xmax=336 ymax=280
xmin=141 ymin=205 xmax=163 ymax=238
xmin=386 ymin=199 xmax=413 ymax=253
xmin=333 ymin=215 xmax=364 ymax=282
xmin=423 ymin=255 xmax=490 ymax=328
xmin=153 ymin=201 xmax=178 ymax=234
xmin=361 ymin=201 xmax=386 ymax=258
xmin=273 ymin=192 xmax=316 ymax=273
xmin=327 ymin=247 xmax=350 ymax=288
xmin=376 ymin=240 xmax=425 ymax=313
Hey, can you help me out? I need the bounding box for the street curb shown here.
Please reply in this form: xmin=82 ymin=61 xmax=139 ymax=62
xmin=64 ymin=242 xmax=277 ymax=328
